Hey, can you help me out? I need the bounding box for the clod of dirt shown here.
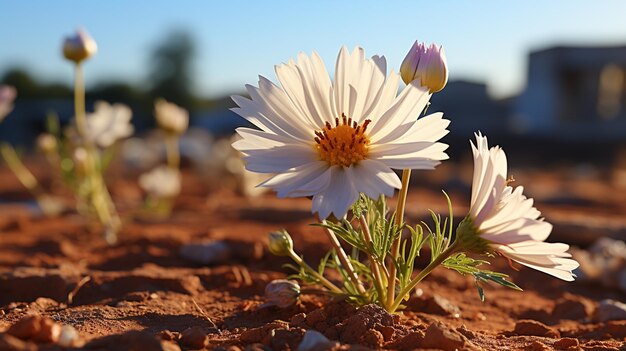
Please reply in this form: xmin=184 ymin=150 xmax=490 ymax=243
xmin=594 ymin=299 xmax=626 ymax=322
xmin=6 ymin=315 xmax=61 ymax=343
xmin=553 ymin=337 xmax=579 ymax=349
xmin=525 ymin=340 xmax=550 ymax=351
xmin=84 ymin=330 xmax=171 ymax=351
xmin=297 ymin=330 xmax=337 ymax=351
xmin=270 ymin=327 xmax=305 ymax=350
xmin=180 ymin=326 xmax=209 ymax=349
xmin=512 ymin=320 xmax=560 ymax=338
xmin=420 ymin=321 xmax=476 ymax=351
xmin=552 ymin=294 xmax=593 ymax=320
xmin=239 ymin=321 xmax=290 ymax=344
xmin=385 ymin=331 xmax=425 ymax=351
xmin=337 ymin=304 xmax=396 ymax=347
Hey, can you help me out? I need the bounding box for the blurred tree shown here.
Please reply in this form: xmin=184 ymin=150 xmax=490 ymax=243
xmin=147 ymin=30 xmax=197 ymax=110
xmin=2 ymin=68 xmax=71 ymax=99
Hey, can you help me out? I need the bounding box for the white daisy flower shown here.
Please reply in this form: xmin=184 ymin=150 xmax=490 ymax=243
xmin=458 ymin=133 xmax=579 ymax=281
xmin=232 ymin=46 xmax=450 ymax=219
xmin=85 ymin=101 xmax=134 ymax=148
xmin=139 ymin=165 xmax=181 ymax=198
xmin=154 ymin=98 xmax=189 ymax=135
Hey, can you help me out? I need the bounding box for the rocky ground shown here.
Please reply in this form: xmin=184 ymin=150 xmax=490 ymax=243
xmin=0 ymin=161 xmax=625 ymax=350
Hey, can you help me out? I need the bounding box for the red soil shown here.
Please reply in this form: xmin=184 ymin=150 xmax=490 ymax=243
xmin=0 ymin=163 xmax=625 ymax=350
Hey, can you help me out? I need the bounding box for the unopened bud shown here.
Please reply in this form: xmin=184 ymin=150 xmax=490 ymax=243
xmin=400 ymin=41 xmax=448 ymax=93
xmin=154 ymin=98 xmax=189 ymax=135
xmin=37 ymin=134 xmax=57 ymax=154
xmin=268 ymin=230 xmax=293 ymax=256
xmin=265 ymin=279 xmax=300 ymax=308
xmin=63 ymin=28 xmax=97 ymax=63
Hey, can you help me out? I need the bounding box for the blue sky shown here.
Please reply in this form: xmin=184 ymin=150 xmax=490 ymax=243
xmin=1 ymin=1 xmax=625 ymax=98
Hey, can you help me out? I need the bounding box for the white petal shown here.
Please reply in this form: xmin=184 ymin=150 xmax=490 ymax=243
xmin=312 ymin=166 xmax=359 ymax=219
xmin=368 ymin=80 xmax=431 ymax=144
xmin=261 ymin=161 xmax=331 ymax=198
xmin=242 ymin=144 xmax=317 ymax=173
xmin=348 ymin=159 xmax=400 ymax=199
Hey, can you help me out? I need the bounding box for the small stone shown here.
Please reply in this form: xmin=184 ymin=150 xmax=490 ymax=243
xmin=58 ymin=325 xmax=81 ymax=348
xmin=7 ymin=316 xmax=41 ymax=340
xmin=180 ymin=240 xmax=231 ymax=265
xmin=386 ymin=331 xmax=424 ymax=351
xmin=420 ymin=321 xmax=469 ymax=351
xmin=513 ymin=320 xmax=560 ymax=338
xmin=594 ymin=299 xmax=626 ymax=322
xmin=412 ymin=294 xmax=461 ymax=317
xmin=157 ymin=330 xmax=180 ymax=342
xmin=553 ymin=337 xmax=579 ymax=349
xmin=161 ymin=340 xmax=182 ymax=351
xmin=180 ymin=326 xmax=208 ymax=349
xmin=33 ymin=318 xmax=61 ymax=343
xmin=297 ymin=330 xmax=336 ymax=351
xmin=553 ymin=295 xmax=593 ymax=320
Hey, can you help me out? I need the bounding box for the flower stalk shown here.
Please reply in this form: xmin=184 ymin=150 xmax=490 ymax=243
xmin=321 ymin=221 xmax=367 ymax=295
xmin=386 ymin=168 xmax=411 ymax=309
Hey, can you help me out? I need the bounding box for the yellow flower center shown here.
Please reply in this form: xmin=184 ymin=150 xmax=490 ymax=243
xmin=314 ymin=114 xmax=371 ymax=167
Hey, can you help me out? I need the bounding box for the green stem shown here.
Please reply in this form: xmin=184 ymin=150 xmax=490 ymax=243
xmin=322 ymin=221 xmax=367 ymax=295
xmin=359 ymin=215 xmax=386 ymax=303
xmin=165 ymin=134 xmax=180 ymax=169
xmin=287 ymin=250 xmax=343 ymax=294
xmin=1 ymin=144 xmax=45 ymax=199
xmin=73 ymin=63 xmax=121 ymax=243
xmin=389 ymin=242 xmax=458 ymax=313
xmin=386 ymin=169 xmax=411 ymax=309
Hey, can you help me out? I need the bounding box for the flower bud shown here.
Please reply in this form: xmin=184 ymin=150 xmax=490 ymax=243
xmin=400 ymin=41 xmax=448 ymax=93
xmin=37 ymin=134 xmax=57 ymax=154
xmin=154 ymin=98 xmax=189 ymax=135
xmin=63 ymin=28 xmax=97 ymax=63
xmin=265 ymin=279 xmax=300 ymax=308
xmin=268 ymin=230 xmax=293 ymax=256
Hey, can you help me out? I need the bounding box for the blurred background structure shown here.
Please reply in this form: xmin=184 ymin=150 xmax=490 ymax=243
xmin=1 ymin=0 xmax=626 ymax=162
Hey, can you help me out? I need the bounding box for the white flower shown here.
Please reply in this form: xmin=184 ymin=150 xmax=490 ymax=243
xmin=85 ymin=101 xmax=134 ymax=148
xmin=63 ymin=28 xmax=97 ymax=63
xmin=462 ymin=132 xmax=579 ymax=281
xmin=154 ymin=98 xmax=189 ymax=135
xmin=139 ymin=166 xmax=181 ymax=198
xmin=232 ymin=46 xmax=450 ymax=219
xmin=0 ymin=85 xmax=16 ymax=122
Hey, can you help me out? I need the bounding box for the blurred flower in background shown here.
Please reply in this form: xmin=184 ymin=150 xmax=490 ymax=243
xmin=139 ymin=165 xmax=181 ymax=199
xmin=84 ymin=101 xmax=134 ymax=148
xmin=0 ymin=85 xmax=16 ymax=122
xmin=154 ymin=98 xmax=189 ymax=135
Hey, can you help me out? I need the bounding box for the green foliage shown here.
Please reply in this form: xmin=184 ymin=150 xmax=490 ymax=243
xmin=273 ymin=191 xmax=524 ymax=312
xmin=443 ymin=253 xmax=522 ymax=301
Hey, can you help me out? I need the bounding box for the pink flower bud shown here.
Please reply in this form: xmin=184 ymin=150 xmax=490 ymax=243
xmin=400 ymin=41 xmax=448 ymax=93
